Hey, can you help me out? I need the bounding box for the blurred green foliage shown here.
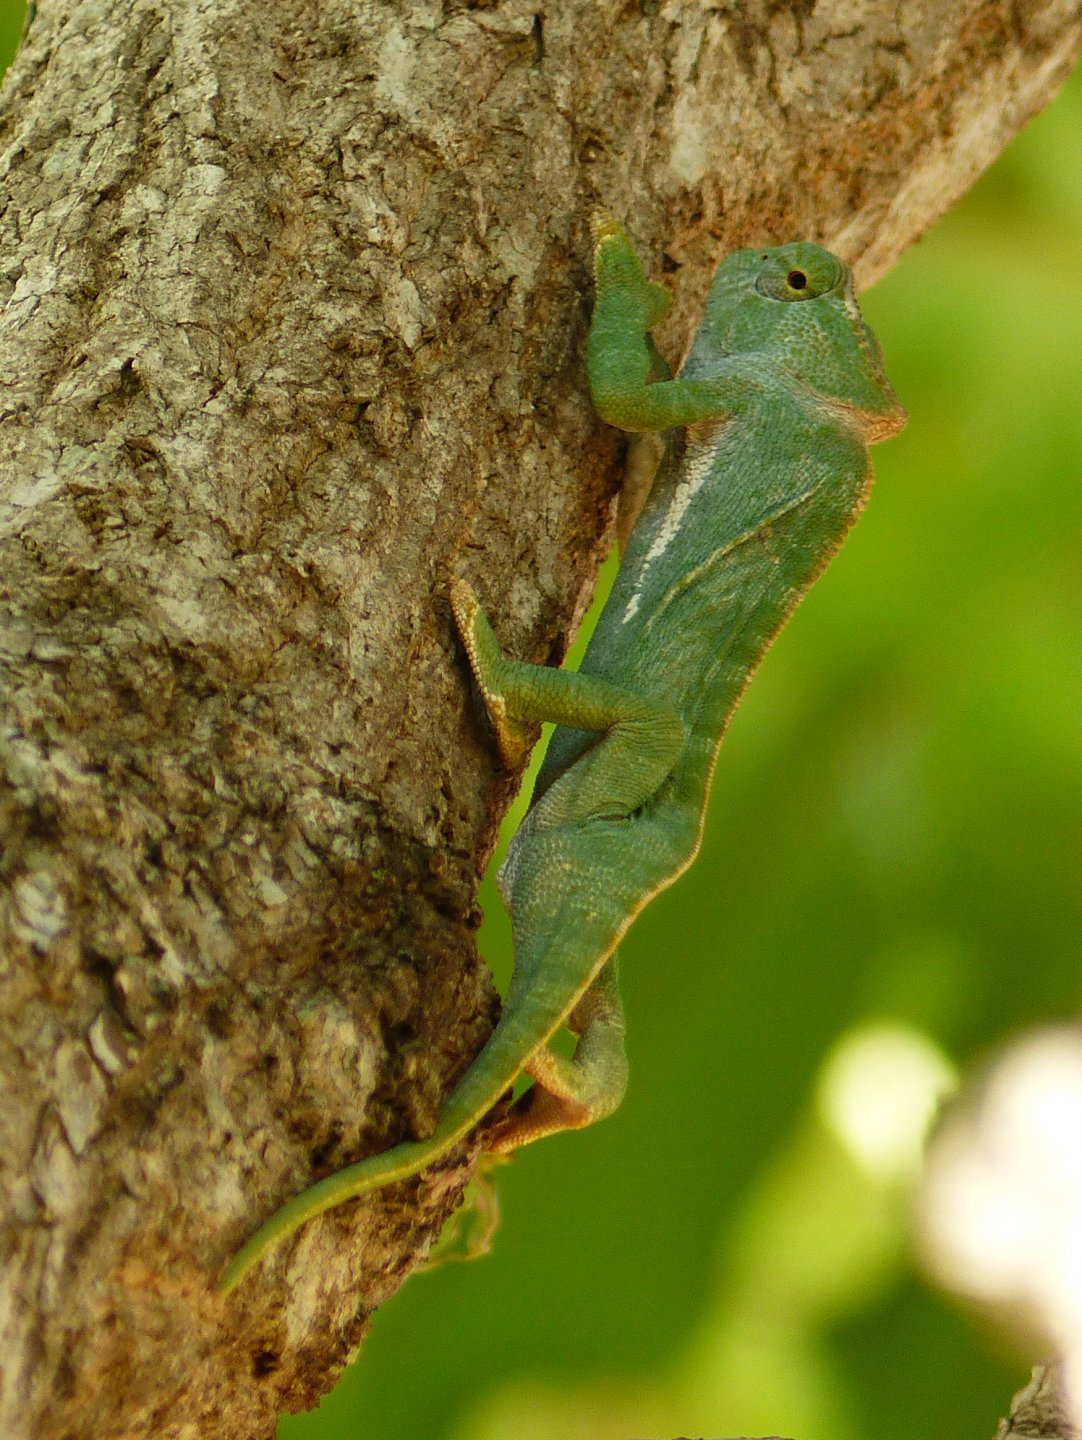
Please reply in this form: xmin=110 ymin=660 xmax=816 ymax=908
xmin=0 ymin=0 xmax=23 ymax=73
xmin=1 ymin=15 xmax=1077 ymax=1438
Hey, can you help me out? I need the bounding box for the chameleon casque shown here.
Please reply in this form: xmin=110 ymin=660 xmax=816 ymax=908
xmin=221 ymin=218 xmax=906 ymax=1292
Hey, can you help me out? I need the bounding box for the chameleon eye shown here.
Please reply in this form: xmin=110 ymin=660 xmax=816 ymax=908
xmin=754 ymin=248 xmax=841 ymax=301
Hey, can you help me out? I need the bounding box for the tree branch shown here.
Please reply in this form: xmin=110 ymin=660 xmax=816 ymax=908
xmin=997 ymin=1368 xmax=1078 ymax=1439
xmin=1 ymin=1 xmax=1080 ymax=1435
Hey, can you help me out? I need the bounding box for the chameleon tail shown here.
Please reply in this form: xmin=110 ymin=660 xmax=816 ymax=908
xmin=218 ymin=980 xmax=577 ymax=1294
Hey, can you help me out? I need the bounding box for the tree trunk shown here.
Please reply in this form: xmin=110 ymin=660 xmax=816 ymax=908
xmin=0 ymin=1 xmax=1079 ymax=1436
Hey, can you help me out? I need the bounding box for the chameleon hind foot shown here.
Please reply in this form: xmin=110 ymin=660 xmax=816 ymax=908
xmin=488 ymin=959 xmax=628 ymax=1153
xmin=450 ymin=577 xmax=534 ymax=768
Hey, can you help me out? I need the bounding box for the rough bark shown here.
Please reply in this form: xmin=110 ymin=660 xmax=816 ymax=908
xmin=733 ymin=1368 xmax=1080 ymax=1440
xmin=996 ymin=1367 xmax=1078 ymax=1440
xmin=735 ymin=1367 xmax=1079 ymax=1440
xmin=728 ymin=1367 xmax=1078 ymax=1440
xmin=0 ymin=1 xmax=1079 ymax=1436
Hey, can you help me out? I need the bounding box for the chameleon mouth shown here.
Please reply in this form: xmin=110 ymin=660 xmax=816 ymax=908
xmin=862 ymin=402 xmax=909 ymax=441
xmin=798 ymin=384 xmax=908 ymax=442
xmin=824 ymin=389 xmax=908 ymax=441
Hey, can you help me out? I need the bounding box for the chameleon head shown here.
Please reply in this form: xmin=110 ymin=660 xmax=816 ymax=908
xmin=691 ymin=242 xmax=907 ymax=444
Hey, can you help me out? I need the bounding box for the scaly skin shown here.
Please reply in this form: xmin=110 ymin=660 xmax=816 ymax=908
xmin=220 ymin=218 xmax=905 ymax=1293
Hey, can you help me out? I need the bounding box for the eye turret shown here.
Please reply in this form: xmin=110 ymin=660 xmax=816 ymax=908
xmin=754 ymin=248 xmax=841 ymax=301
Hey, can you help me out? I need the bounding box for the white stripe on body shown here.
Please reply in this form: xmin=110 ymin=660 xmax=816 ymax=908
xmin=622 ymin=425 xmax=725 ymax=623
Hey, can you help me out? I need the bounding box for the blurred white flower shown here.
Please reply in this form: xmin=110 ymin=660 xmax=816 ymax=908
xmin=917 ymin=1027 xmax=1082 ymax=1430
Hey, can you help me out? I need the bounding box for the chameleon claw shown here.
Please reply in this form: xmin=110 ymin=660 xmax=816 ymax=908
xmin=589 ymin=209 xmax=622 ymax=246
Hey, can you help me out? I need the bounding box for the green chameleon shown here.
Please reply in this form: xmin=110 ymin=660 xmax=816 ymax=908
xmin=220 ymin=217 xmax=906 ymax=1293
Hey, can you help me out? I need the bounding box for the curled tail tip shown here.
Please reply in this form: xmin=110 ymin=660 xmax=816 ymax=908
xmin=218 ymin=1242 xmax=261 ymax=1295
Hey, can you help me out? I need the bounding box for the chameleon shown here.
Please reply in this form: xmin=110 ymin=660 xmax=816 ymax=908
xmin=220 ymin=217 xmax=906 ymax=1293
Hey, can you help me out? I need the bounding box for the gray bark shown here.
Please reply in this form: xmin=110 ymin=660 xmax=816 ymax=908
xmin=729 ymin=1366 xmax=1078 ymax=1440
xmin=0 ymin=1 xmax=1079 ymax=1436
xmin=996 ymin=1367 xmax=1078 ymax=1440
